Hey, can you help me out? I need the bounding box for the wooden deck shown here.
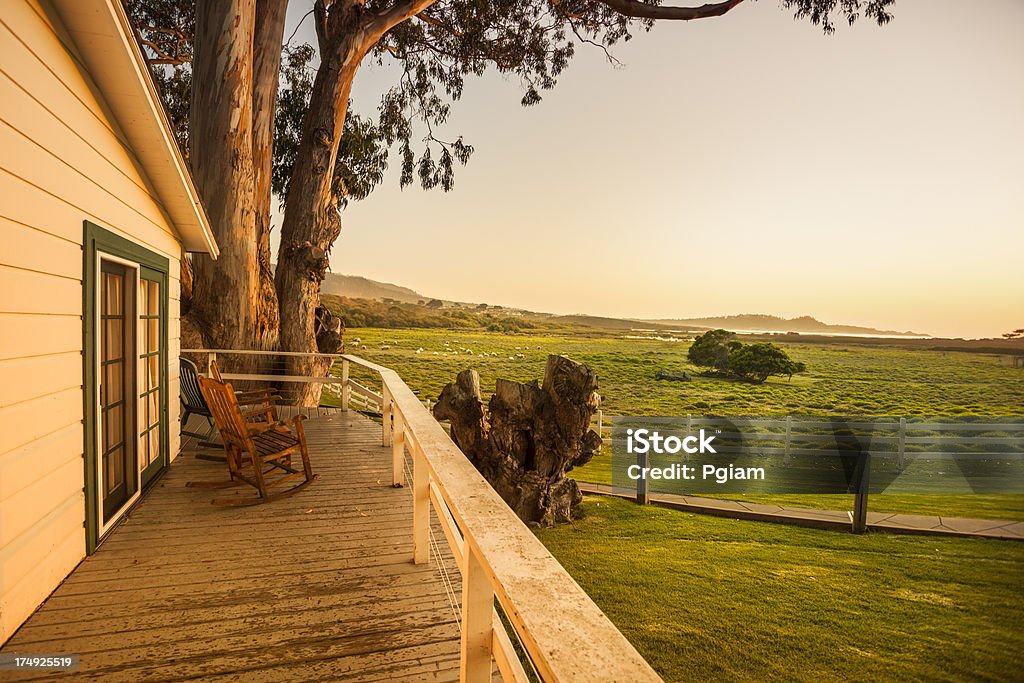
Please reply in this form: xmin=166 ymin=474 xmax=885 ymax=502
xmin=1 ymin=409 xmax=466 ymax=681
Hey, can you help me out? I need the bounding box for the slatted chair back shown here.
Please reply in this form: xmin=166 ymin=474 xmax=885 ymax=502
xmin=180 ymin=358 xmax=210 ymax=418
xmin=198 ymin=375 xmax=256 ymax=454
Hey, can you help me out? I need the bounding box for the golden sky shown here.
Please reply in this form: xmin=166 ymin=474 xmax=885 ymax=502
xmin=277 ymin=0 xmax=1024 ymax=339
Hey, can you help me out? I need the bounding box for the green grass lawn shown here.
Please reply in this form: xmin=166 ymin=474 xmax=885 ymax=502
xmin=535 ymin=496 xmax=1024 ymax=682
xmin=341 ymin=327 xmax=1024 ymax=520
xmin=342 ymin=327 xmax=1024 ymax=417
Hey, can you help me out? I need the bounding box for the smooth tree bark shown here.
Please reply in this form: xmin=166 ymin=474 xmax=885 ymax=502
xmin=276 ymin=0 xmax=431 ymax=404
xmin=188 ymin=0 xmax=286 ymax=356
xmin=251 ymin=0 xmax=289 ymax=351
xmin=434 ymin=355 xmax=603 ymax=526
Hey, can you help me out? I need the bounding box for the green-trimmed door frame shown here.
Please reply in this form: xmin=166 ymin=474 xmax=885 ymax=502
xmin=83 ymin=220 xmax=170 ymax=554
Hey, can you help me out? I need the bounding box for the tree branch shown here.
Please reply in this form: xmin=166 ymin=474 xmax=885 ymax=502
xmin=369 ymin=0 xmax=441 ymax=40
xmin=592 ymin=0 xmax=746 ymax=21
xmin=313 ymin=0 xmax=330 ymax=55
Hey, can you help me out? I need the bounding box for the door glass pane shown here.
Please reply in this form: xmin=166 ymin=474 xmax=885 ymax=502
xmin=139 ymin=432 xmax=149 ymax=471
xmin=105 ymin=445 xmax=124 ymax=494
xmin=104 ymin=361 xmax=122 ymax=405
xmin=104 ymin=319 xmax=122 ymax=360
xmin=149 ymin=424 xmax=160 ymax=465
xmin=138 ymin=274 xmax=164 ymax=481
xmin=105 ymin=403 xmax=123 ymax=451
xmin=139 ymin=280 xmax=150 ymax=316
xmin=103 ymin=273 xmax=122 ymax=315
xmin=148 ymin=319 xmax=159 ymax=353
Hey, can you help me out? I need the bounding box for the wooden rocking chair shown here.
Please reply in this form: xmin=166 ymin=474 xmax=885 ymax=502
xmin=195 ymin=374 xmax=318 ymax=505
xmin=186 ymin=359 xmax=282 ymax=462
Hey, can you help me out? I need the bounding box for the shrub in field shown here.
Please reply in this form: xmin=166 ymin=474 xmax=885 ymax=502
xmin=688 ymin=329 xmax=806 ymax=383
xmin=687 ymin=329 xmax=737 ymax=371
xmin=729 ymin=343 xmax=807 ymax=383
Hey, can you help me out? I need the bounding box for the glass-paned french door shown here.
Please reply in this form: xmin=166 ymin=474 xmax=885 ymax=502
xmin=139 ymin=268 xmax=166 ymax=487
xmin=96 ymin=258 xmax=167 ymax=530
xmin=99 ymin=260 xmax=137 ymax=522
xmin=85 ymin=221 xmax=170 ymax=552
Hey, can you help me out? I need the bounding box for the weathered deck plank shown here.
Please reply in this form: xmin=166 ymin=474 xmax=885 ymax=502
xmin=0 ymin=411 xmax=465 ymax=681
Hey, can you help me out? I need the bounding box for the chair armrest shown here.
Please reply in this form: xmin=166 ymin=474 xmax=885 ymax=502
xmin=236 ymin=394 xmax=280 ymax=406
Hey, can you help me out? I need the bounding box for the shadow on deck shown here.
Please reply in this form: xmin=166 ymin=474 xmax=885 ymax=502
xmin=1 ymin=410 xmax=464 ymax=681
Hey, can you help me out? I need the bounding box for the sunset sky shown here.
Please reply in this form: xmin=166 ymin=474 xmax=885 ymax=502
xmin=276 ymin=0 xmax=1024 ymax=339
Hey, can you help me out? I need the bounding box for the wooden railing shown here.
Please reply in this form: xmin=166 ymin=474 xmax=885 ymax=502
xmin=183 ymin=349 xmax=661 ymax=683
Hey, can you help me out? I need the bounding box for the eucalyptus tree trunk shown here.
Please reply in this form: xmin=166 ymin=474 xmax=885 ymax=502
xmin=188 ymin=0 xmax=284 ymax=358
xmin=275 ymin=1 xmax=369 ymax=405
xmin=251 ymin=0 xmax=287 ymax=351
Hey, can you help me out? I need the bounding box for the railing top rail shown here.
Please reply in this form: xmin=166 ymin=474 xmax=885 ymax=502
xmin=353 ymin=357 xmax=660 ymax=682
xmin=183 ymin=348 xmax=349 ymax=359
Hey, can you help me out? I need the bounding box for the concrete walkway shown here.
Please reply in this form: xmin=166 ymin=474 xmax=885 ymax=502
xmin=577 ymin=483 xmax=1024 ymax=541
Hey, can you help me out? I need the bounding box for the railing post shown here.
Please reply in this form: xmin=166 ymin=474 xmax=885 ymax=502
xmin=207 ymin=351 xmax=216 ymax=375
xmin=897 ymin=417 xmax=906 ymax=473
xmin=460 ymin=546 xmax=495 ymax=683
xmin=382 ymin=384 xmax=393 ymax=447
xmin=784 ymin=415 xmax=792 ymax=466
xmin=392 ymin=412 xmax=405 ymax=488
xmin=340 ymin=359 xmax=350 ymax=412
xmin=412 ymin=447 xmax=430 ymax=564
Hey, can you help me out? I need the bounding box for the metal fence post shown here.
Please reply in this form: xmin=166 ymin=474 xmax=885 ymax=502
xmin=852 ymin=450 xmax=871 ymax=534
xmin=784 ymin=415 xmax=792 ymax=466
xmin=897 ymin=417 xmax=906 ymax=473
xmin=636 ymin=448 xmax=649 ymax=505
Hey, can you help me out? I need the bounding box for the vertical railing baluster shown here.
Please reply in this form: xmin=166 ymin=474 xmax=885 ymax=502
xmin=461 ymin=546 xmax=495 ymax=682
xmin=412 ymin=446 xmax=430 ymax=565
xmin=392 ymin=411 xmax=405 ymax=488
xmin=383 ymin=384 xmax=393 ymax=446
xmin=340 ymin=359 xmax=350 ymax=412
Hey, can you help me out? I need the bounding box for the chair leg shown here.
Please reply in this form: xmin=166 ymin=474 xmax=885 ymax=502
xmin=250 ymin=449 xmax=269 ymax=498
xmin=294 ymin=416 xmax=314 ymax=481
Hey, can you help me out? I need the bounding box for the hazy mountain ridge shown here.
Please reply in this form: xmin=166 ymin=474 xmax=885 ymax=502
xmin=320 ymin=273 xmax=427 ymax=304
xmin=322 ymin=273 xmax=930 ymax=337
xmin=647 ymin=314 xmax=926 ymax=337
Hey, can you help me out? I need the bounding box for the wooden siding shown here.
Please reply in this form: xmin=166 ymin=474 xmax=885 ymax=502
xmin=0 ymin=411 xmax=466 ymax=681
xmin=0 ymin=0 xmax=184 ymax=642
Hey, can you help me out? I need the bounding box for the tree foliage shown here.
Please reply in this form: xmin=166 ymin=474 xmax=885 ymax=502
xmin=728 ymin=342 xmax=807 ymax=382
xmin=687 ymin=328 xmax=737 ymax=371
xmin=272 ymin=45 xmax=388 ymax=206
xmin=688 ymin=329 xmax=806 ymax=382
xmin=127 ymin=0 xmax=896 ymax=204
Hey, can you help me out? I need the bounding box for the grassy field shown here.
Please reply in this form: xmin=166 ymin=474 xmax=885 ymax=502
xmin=535 ymin=497 xmax=1024 ymax=682
xmin=342 ymin=327 xmax=1024 ymax=416
xmin=341 ymin=326 xmax=1022 ymax=679
xmin=341 ymin=327 xmax=1024 ymax=520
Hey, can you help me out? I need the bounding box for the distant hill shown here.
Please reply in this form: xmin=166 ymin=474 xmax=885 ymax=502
xmin=320 ymin=273 xmax=427 ymax=304
xmin=316 ymin=273 xmax=932 ymax=338
xmin=646 ymin=314 xmax=927 ymax=337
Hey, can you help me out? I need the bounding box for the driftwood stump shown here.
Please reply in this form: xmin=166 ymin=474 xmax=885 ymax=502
xmin=434 ymin=355 xmax=602 ymax=526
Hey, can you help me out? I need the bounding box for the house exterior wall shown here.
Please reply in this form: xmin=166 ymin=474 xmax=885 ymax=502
xmin=0 ymin=0 xmax=184 ymax=643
